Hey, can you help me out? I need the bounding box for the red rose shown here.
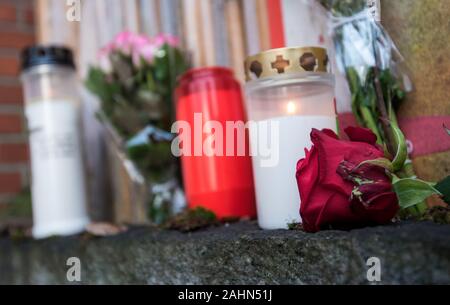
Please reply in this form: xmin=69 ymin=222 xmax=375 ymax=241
xmin=296 ymin=127 xmax=399 ymax=233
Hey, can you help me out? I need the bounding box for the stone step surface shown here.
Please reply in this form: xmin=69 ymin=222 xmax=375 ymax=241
xmin=0 ymin=221 xmax=449 ymax=284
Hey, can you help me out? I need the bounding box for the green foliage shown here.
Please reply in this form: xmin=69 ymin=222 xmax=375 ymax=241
xmin=356 ymin=158 xmax=394 ymax=173
xmin=345 ymin=67 xmax=407 ymax=148
xmin=390 ymin=124 xmax=407 ymax=172
xmin=393 ymin=178 xmax=442 ymax=209
xmin=85 ymin=43 xmax=189 ymax=137
xmin=127 ymin=141 xmax=176 ymax=181
xmin=318 ymin=0 xmax=432 ymax=217
xmin=85 ymin=68 xmax=121 ymax=116
xmin=419 ymin=206 xmax=450 ymax=224
xmin=86 ymin=37 xmax=190 ymax=224
xmin=161 ymin=207 xmax=218 ymax=232
xmin=318 ymin=0 xmax=367 ymax=17
xmin=288 ymin=222 xmax=304 ymax=231
xmin=435 ymin=176 xmax=450 ymax=205
xmin=0 ymin=189 xmax=32 ymax=221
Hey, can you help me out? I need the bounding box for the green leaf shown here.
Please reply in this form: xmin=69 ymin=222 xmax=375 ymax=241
xmin=435 ymin=176 xmax=450 ymax=205
xmin=391 ymin=124 xmax=408 ymax=172
xmin=85 ymin=67 xmax=122 ymax=114
xmin=346 ymin=67 xmax=361 ymax=94
xmin=356 ymin=158 xmax=394 ymax=173
xmin=393 ymin=178 xmax=442 ymax=209
xmin=360 ymin=106 xmax=382 ymax=144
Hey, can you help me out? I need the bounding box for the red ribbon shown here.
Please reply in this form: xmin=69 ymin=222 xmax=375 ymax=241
xmin=337 ymin=113 xmax=450 ymax=157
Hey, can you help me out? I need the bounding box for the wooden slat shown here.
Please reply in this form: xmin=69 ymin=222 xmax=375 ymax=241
xmin=122 ymin=0 xmax=139 ymax=33
xmin=77 ymin=1 xmax=110 ymax=221
xmin=211 ymin=0 xmax=230 ymax=66
xmin=182 ymin=0 xmax=203 ymax=67
xmin=160 ymin=0 xmax=181 ymax=36
xmin=109 ymin=0 xmax=124 ymax=37
xmin=95 ymin=0 xmax=111 ymax=46
xmin=281 ymin=0 xmax=326 ymax=47
xmin=242 ymin=0 xmax=261 ymax=56
xmin=225 ymin=0 xmax=246 ymax=81
xmin=199 ymin=0 xmax=215 ymax=66
xmin=36 ymin=0 xmax=51 ymax=43
xmin=79 ymin=0 xmax=102 ymax=76
xmin=256 ymin=0 xmax=271 ymax=51
xmin=139 ymin=0 xmax=161 ymax=36
xmin=36 ymin=0 xmax=80 ymax=66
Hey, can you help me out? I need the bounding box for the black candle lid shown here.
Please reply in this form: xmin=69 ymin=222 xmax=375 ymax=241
xmin=21 ymin=45 xmax=76 ymax=71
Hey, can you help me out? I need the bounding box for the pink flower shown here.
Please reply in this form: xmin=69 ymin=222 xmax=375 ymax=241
xmin=152 ymin=34 xmax=180 ymax=48
xmin=132 ymin=34 xmax=179 ymax=66
xmin=130 ymin=34 xmax=151 ymax=49
xmin=97 ymin=43 xmax=114 ymax=73
xmin=113 ymin=31 xmax=134 ymax=55
xmin=98 ymin=42 xmax=114 ymax=57
xmin=97 ymin=31 xmax=181 ymax=69
xmin=132 ymin=44 xmax=157 ymax=67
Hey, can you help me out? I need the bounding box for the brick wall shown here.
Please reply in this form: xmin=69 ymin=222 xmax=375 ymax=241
xmin=0 ymin=0 xmax=35 ymax=204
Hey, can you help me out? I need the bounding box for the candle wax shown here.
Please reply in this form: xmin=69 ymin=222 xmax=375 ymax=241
xmin=26 ymin=99 xmax=89 ymax=238
xmin=250 ymin=115 xmax=336 ymax=229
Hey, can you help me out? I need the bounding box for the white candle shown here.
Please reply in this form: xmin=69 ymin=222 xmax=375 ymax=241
xmin=244 ymin=46 xmax=336 ymax=230
xmin=250 ymin=115 xmax=336 ymax=229
xmin=26 ymin=99 xmax=89 ymax=239
xmin=21 ymin=47 xmax=89 ymax=239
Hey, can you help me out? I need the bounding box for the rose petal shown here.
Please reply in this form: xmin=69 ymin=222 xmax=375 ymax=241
xmin=296 ymin=145 xmax=319 ymax=207
xmin=344 ymin=126 xmax=378 ymax=145
xmin=343 ymin=136 xmax=385 ymax=168
xmin=310 ymin=129 xmax=354 ymax=195
xmin=300 ymin=184 xmax=336 ymax=233
xmin=321 ymin=128 xmax=339 ymax=139
xmin=351 ymin=192 xmax=399 ymax=224
xmin=298 ymin=127 xmax=398 ymax=233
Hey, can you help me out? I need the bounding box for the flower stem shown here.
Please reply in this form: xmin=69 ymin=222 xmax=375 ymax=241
xmin=371 ymin=32 xmax=427 ymax=217
xmin=372 ymin=65 xmax=397 ymax=156
xmin=360 ymin=106 xmax=383 ymax=144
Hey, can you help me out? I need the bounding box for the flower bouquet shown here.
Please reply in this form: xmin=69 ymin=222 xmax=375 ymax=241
xmin=85 ymin=31 xmax=189 ymax=224
xmin=296 ymin=0 xmax=450 ymax=232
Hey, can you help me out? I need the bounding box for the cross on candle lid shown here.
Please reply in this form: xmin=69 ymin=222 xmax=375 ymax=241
xmin=271 ymin=55 xmax=290 ymax=74
xmin=244 ymin=46 xmax=329 ymax=82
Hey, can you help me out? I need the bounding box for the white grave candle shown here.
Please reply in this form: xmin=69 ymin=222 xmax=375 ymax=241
xmin=244 ymin=47 xmax=336 ymax=229
xmin=21 ymin=46 xmax=89 ymax=239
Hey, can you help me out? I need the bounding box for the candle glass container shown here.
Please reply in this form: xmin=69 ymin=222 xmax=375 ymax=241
xmin=175 ymin=67 xmax=256 ymax=218
xmin=21 ymin=46 xmax=89 ymax=239
xmin=244 ymin=47 xmax=336 ymax=229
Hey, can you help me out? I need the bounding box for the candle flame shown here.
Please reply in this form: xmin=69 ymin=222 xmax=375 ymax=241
xmin=286 ymin=101 xmax=297 ymax=115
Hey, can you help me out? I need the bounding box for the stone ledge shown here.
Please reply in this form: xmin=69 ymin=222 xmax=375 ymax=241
xmin=0 ymin=221 xmax=449 ymax=284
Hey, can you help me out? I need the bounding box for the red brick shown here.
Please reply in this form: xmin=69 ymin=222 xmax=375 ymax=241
xmin=0 ymin=172 xmax=21 ymax=193
xmin=0 ymin=56 xmax=20 ymax=76
xmin=24 ymin=8 xmax=34 ymax=25
xmin=0 ymin=113 xmax=22 ymax=133
xmin=0 ymin=4 xmax=16 ymax=23
xmin=0 ymin=86 xmax=23 ymax=104
xmin=0 ymin=31 xmax=34 ymax=49
xmin=0 ymin=143 xmax=28 ymax=163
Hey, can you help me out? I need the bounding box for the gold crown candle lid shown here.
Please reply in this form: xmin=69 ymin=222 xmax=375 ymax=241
xmin=244 ymin=46 xmax=329 ymax=82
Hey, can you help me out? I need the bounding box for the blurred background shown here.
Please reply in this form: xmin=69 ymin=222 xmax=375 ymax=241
xmin=0 ymin=0 xmax=331 ymax=226
xmin=0 ymin=0 xmax=449 ymax=228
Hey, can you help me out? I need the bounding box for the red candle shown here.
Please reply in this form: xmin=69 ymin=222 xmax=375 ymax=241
xmin=175 ymin=67 xmax=256 ymax=218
